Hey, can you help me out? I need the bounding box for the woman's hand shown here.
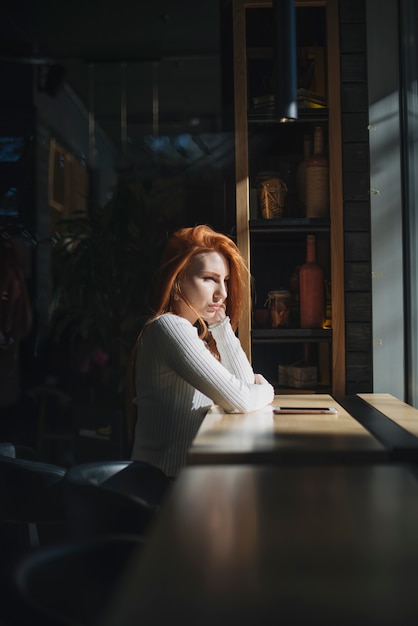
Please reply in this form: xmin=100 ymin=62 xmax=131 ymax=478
xmin=254 ymin=373 xmax=270 ymax=385
xmin=207 ymin=302 xmax=226 ymax=325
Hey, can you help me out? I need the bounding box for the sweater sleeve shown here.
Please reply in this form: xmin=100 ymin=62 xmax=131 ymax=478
xmin=208 ymin=316 xmax=255 ymax=383
xmin=151 ymin=315 xmax=274 ymax=414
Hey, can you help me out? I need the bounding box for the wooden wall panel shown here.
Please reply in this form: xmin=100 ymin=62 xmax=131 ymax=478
xmin=341 ymin=84 xmax=368 ymax=112
xmin=342 ymin=143 xmax=369 ymax=171
xmin=344 ymin=201 xmax=370 ymax=230
xmin=339 ymin=0 xmax=372 ymax=391
xmin=346 ymin=351 xmax=372 ymax=381
xmin=341 ymin=113 xmax=369 ymax=141
xmin=341 ymin=54 xmax=368 ymax=82
xmin=340 ymin=24 xmax=367 ymax=53
xmin=345 ymin=322 xmax=371 ymax=351
xmin=339 ymin=0 xmax=366 ymax=23
xmin=345 ymin=262 xmax=371 ymax=291
xmin=344 ymin=232 xmax=370 ymax=262
xmin=345 ymin=292 xmax=372 ymax=322
xmin=342 ymin=172 xmax=370 ymax=199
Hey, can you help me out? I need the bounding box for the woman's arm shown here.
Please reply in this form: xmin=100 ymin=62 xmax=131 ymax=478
xmin=152 ymin=315 xmax=274 ymax=413
xmin=208 ymin=316 xmax=255 ymax=383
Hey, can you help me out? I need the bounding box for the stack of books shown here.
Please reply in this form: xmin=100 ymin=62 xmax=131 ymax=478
xmin=250 ymin=89 xmax=327 ymax=114
xmin=251 ymin=94 xmax=275 ymax=115
xmin=297 ymin=88 xmax=326 ymax=109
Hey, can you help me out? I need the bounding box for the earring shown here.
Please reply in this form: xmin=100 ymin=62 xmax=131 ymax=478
xmin=172 ymin=281 xmax=181 ymax=301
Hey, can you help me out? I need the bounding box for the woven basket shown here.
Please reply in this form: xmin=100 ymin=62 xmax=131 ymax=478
xmin=278 ymin=362 xmax=317 ymax=388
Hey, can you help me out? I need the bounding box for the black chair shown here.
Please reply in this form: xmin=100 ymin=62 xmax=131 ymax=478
xmin=0 ymin=442 xmax=16 ymax=458
xmin=0 ymin=443 xmax=68 ymax=626
xmin=62 ymin=460 xmax=169 ymax=539
xmin=14 ymin=534 xmax=145 ymax=626
xmin=0 ymin=441 xmax=45 ymax=462
xmin=0 ymin=443 xmax=68 ymax=550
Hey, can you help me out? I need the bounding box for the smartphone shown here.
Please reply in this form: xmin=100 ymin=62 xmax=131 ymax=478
xmin=273 ymin=407 xmax=338 ymax=415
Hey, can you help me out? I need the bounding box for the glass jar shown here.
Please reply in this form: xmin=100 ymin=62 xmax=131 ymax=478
xmin=256 ymin=172 xmax=287 ymax=219
xmin=265 ymin=289 xmax=291 ymax=328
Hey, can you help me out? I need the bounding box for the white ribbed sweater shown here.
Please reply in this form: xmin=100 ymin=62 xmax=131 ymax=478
xmin=131 ymin=314 xmax=274 ymax=476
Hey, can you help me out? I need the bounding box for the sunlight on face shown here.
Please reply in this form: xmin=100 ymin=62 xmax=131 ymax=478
xmin=175 ymin=252 xmax=230 ymax=324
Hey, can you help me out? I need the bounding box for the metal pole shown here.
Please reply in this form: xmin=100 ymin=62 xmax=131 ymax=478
xmin=121 ymin=61 xmax=128 ymax=167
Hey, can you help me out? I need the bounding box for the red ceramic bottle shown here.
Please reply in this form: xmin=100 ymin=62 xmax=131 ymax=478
xmin=306 ymin=126 xmax=329 ymax=217
xmin=299 ymin=234 xmax=324 ymax=328
xmin=296 ymin=134 xmax=312 ymax=214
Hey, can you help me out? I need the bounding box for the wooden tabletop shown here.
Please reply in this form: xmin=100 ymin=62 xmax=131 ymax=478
xmin=335 ymin=393 xmax=418 ymax=461
xmin=101 ymin=463 xmax=418 ymax=626
xmin=359 ymin=393 xmax=418 ymax=437
xmin=187 ymin=394 xmax=388 ymax=465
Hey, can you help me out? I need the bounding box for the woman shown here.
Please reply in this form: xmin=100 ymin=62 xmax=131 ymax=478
xmin=129 ymin=224 xmax=274 ymax=478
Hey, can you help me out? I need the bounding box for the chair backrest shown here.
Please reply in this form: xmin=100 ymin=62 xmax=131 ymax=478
xmin=0 ymin=454 xmax=66 ymax=524
xmin=0 ymin=451 xmax=68 ymax=592
xmin=0 ymin=442 xmax=16 ymax=458
xmin=97 ymin=459 xmax=172 ymax=506
xmin=15 ymin=534 xmax=145 ymax=626
xmin=63 ymin=460 xmax=161 ymax=539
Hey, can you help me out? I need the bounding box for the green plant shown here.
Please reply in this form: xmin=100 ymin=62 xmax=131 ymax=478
xmin=46 ymin=181 xmax=165 ymax=405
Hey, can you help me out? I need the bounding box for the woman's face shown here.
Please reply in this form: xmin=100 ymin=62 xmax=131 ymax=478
xmin=174 ymin=251 xmax=229 ymax=324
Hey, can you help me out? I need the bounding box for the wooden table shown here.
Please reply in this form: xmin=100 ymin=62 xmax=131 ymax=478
xmin=187 ymin=394 xmax=388 ymax=466
xmin=359 ymin=393 xmax=418 ymax=436
xmin=336 ymin=393 xmax=418 ymax=461
xmin=100 ymin=463 xmax=418 ymax=626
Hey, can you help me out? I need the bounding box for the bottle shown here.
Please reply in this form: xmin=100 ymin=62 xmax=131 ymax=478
xmin=299 ymin=235 xmax=324 ymax=328
xmin=306 ymin=126 xmax=329 ymax=217
xmin=296 ymin=134 xmax=312 ymax=214
xmin=323 ymin=280 xmax=332 ymax=329
xmin=289 ymin=265 xmax=301 ymax=327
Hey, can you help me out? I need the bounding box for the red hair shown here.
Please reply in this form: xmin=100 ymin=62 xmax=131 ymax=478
xmin=150 ymin=224 xmax=248 ymax=332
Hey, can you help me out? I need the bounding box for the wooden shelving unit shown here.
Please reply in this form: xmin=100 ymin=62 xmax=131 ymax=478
xmin=232 ymin=0 xmax=345 ymax=395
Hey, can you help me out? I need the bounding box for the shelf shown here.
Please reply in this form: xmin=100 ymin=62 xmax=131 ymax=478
xmin=250 ymin=218 xmax=330 ymax=234
xmin=252 ymin=328 xmax=332 ymax=343
xmin=274 ymin=384 xmax=332 ymax=394
xmin=232 ymin=0 xmax=345 ymax=395
xmin=248 ymin=109 xmax=328 ymax=123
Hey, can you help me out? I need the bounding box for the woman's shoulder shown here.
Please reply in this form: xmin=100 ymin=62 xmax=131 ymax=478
xmin=153 ymin=313 xmax=188 ymax=325
xmin=147 ymin=313 xmax=193 ymax=334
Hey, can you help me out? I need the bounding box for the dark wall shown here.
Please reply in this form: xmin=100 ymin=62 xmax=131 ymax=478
xmin=339 ymin=0 xmax=372 ymax=393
